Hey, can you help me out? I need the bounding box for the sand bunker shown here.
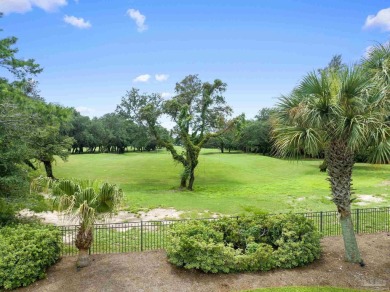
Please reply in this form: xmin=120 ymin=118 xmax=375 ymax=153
xmin=18 ymin=208 xmax=184 ymax=226
xmin=355 ymin=194 xmax=384 ymax=206
xmin=377 ymin=180 xmax=390 ymax=186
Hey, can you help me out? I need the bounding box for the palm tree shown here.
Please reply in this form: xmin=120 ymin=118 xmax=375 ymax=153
xmin=32 ymin=177 xmax=123 ymax=267
xmin=272 ymin=63 xmax=390 ymax=264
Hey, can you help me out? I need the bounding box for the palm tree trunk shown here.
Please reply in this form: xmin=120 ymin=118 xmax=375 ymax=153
xmin=339 ymin=208 xmax=362 ymax=263
xmin=327 ymin=139 xmax=362 ymax=263
xmin=77 ymin=249 xmax=90 ymax=268
xmin=75 ymin=226 xmax=93 ymax=268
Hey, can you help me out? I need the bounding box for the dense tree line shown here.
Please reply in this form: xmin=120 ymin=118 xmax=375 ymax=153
xmin=205 ymin=107 xmax=275 ymax=155
xmin=68 ymin=111 xmax=170 ymax=154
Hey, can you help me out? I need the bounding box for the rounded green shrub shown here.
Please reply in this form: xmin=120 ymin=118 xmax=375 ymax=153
xmin=166 ymin=214 xmax=321 ymax=273
xmin=0 ymin=223 xmax=63 ymax=290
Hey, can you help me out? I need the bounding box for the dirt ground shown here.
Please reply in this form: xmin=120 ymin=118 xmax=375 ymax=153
xmin=20 ymin=233 xmax=390 ymax=292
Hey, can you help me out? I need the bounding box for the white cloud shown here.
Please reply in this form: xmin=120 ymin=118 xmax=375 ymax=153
xmin=127 ymin=8 xmax=148 ymax=32
xmin=75 ymin=106 xmax=96 ymax=116
xmin=364 ymin=8 xmax=390 ymax=31
xmin=0 ymin=0 xmax=67 ymax=14
xmin=64 ymin=15 xmax=91 ymax=29
xmin=161 ymin=92 xmax=172 ymax=99
xmin=133 ymin=74 xmax=151 ymax=83
xmin=155 ymin=74 xmax=169 ymax=82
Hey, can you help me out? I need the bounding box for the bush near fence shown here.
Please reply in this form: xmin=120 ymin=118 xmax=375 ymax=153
xmin=59 ymin=207 xmax=390 ymax=256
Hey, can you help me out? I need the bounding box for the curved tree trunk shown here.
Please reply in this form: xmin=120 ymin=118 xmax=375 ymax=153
xmin=75 ymin=226 xmax=93 ymax=268
xmin=319 ymin=159 xmax=327 ymax=172
xmin=180 ymin=176 xmax=187 ymax=189
xmin=42 ymin=160 xmax=55 ymax=179
xmin=327 ymin=139 xmax=362 ymax=263
xmin=24 ymin=159 xmax=37 ymax=170
xmin=188 ymin=171 xmax=195 ymax=191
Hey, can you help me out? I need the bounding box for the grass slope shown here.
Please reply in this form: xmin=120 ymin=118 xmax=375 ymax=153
xmin=51 ymin=149 xmax=390 ymax=215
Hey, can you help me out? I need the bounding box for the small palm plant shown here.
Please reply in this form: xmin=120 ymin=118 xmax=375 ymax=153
xmin=32 ymin=177 xmax=123 ymax=267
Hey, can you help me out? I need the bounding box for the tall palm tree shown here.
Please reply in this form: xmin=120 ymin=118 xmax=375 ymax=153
xmin=272 ymin=63 xmax=390 ymax=263
xmin=32 ymin=177 xmax=123 ymax=267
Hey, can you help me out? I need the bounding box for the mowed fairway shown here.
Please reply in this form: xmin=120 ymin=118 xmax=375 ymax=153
xmin=52 ymin=149 xmax=390 ymax=215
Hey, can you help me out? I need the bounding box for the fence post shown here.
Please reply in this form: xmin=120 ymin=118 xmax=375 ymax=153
xmin=320 ymin=211 xmax=323 ymax=233
xmin=140 ymin=220 xmax=143 ymax=252
xmin=356 ymin=209 xmax=360 ymax=234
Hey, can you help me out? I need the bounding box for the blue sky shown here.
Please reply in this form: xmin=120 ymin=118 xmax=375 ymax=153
xmin=1 ymin=1 xmax=390 ymax=120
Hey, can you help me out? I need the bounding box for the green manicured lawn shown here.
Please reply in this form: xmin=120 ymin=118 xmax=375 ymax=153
xmin=244 ymin=287 xmax=370 ymax=292
xmin=51 ymin=149 xmax=390 ymax=215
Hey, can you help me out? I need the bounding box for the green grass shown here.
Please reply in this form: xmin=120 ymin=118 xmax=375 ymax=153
xmin=244 ymin=287 xmax=370 ymax=292
xmin=60 ymin=224 xmax=169 ymax=256
xmin=51 ymin=149 xmax=390 ymax=215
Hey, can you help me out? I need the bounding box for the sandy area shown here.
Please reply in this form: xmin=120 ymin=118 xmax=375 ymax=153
xmin=355 ymin=195 xmax=384 ymax=206
xmin=19 ymin=233 xmax=390 ymax=292
xmin=378 ymin=180 xmax=390 ymax=187
xmin=18 ymin=208 xmax=184 ymax=225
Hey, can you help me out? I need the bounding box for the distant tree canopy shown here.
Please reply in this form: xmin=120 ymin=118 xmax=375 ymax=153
xmin=204 ymin=108 xmax=275 ymax=155
xmin=116 ymin=75 xmax=237 ymax=190
xmin=67 ymin=110 xmax=169 ymax=154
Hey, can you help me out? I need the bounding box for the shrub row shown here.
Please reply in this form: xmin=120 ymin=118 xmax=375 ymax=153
xmin=166 ymin=214 xmax=321 ymax=273
xmin=0 ymin=223 xmax=63 ymax=290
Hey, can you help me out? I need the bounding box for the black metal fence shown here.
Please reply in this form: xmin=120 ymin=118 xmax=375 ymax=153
xmin=59 ymin=207 xmax=390 ymax=256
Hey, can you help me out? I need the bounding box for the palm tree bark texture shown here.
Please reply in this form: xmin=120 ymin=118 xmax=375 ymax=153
xmin=75 ymin=226 xmax=94 ymax=268
xmin=327 ymin=139 xmax=362 ymax=263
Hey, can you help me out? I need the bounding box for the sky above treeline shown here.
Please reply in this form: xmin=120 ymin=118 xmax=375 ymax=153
xmin=1 ymin=1 xmax=390 ymax=120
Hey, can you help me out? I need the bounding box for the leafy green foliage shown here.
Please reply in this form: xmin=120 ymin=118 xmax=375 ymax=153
xmin=0 ymin=198 xmax=16 ymax=226
xmin=166 ymin=214 xmax=321 ymax=273
xmin=0 ymin=223 xmax=62 ymax=290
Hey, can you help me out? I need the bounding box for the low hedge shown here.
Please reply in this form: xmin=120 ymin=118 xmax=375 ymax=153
xmin=0 ymin=223 xmax=63 ymax=290
xmin=166 ymin=214 xmax=321 ymax=273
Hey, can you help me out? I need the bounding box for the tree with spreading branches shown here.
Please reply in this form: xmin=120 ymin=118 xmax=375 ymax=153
xmin=117 ymin=75 xmax=237 ymax=190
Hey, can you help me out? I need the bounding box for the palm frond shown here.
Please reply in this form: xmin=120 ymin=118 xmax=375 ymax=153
xmin=77 ymin=201 xmax=96 ymax=231
xmin=273 ymin=125 xmax=323 ymax=158
xmin=75 ymin=188 xmax=97 ymax=207
xmin=31 ymin=177 xmax=123 ymax=225
xmin=30 ymin=175 xmax=54 ymax=194
xmin=96 ymin=182 xmax=123 ymax=214
xmin=366 ymin=125 xmax=390 ymax=164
